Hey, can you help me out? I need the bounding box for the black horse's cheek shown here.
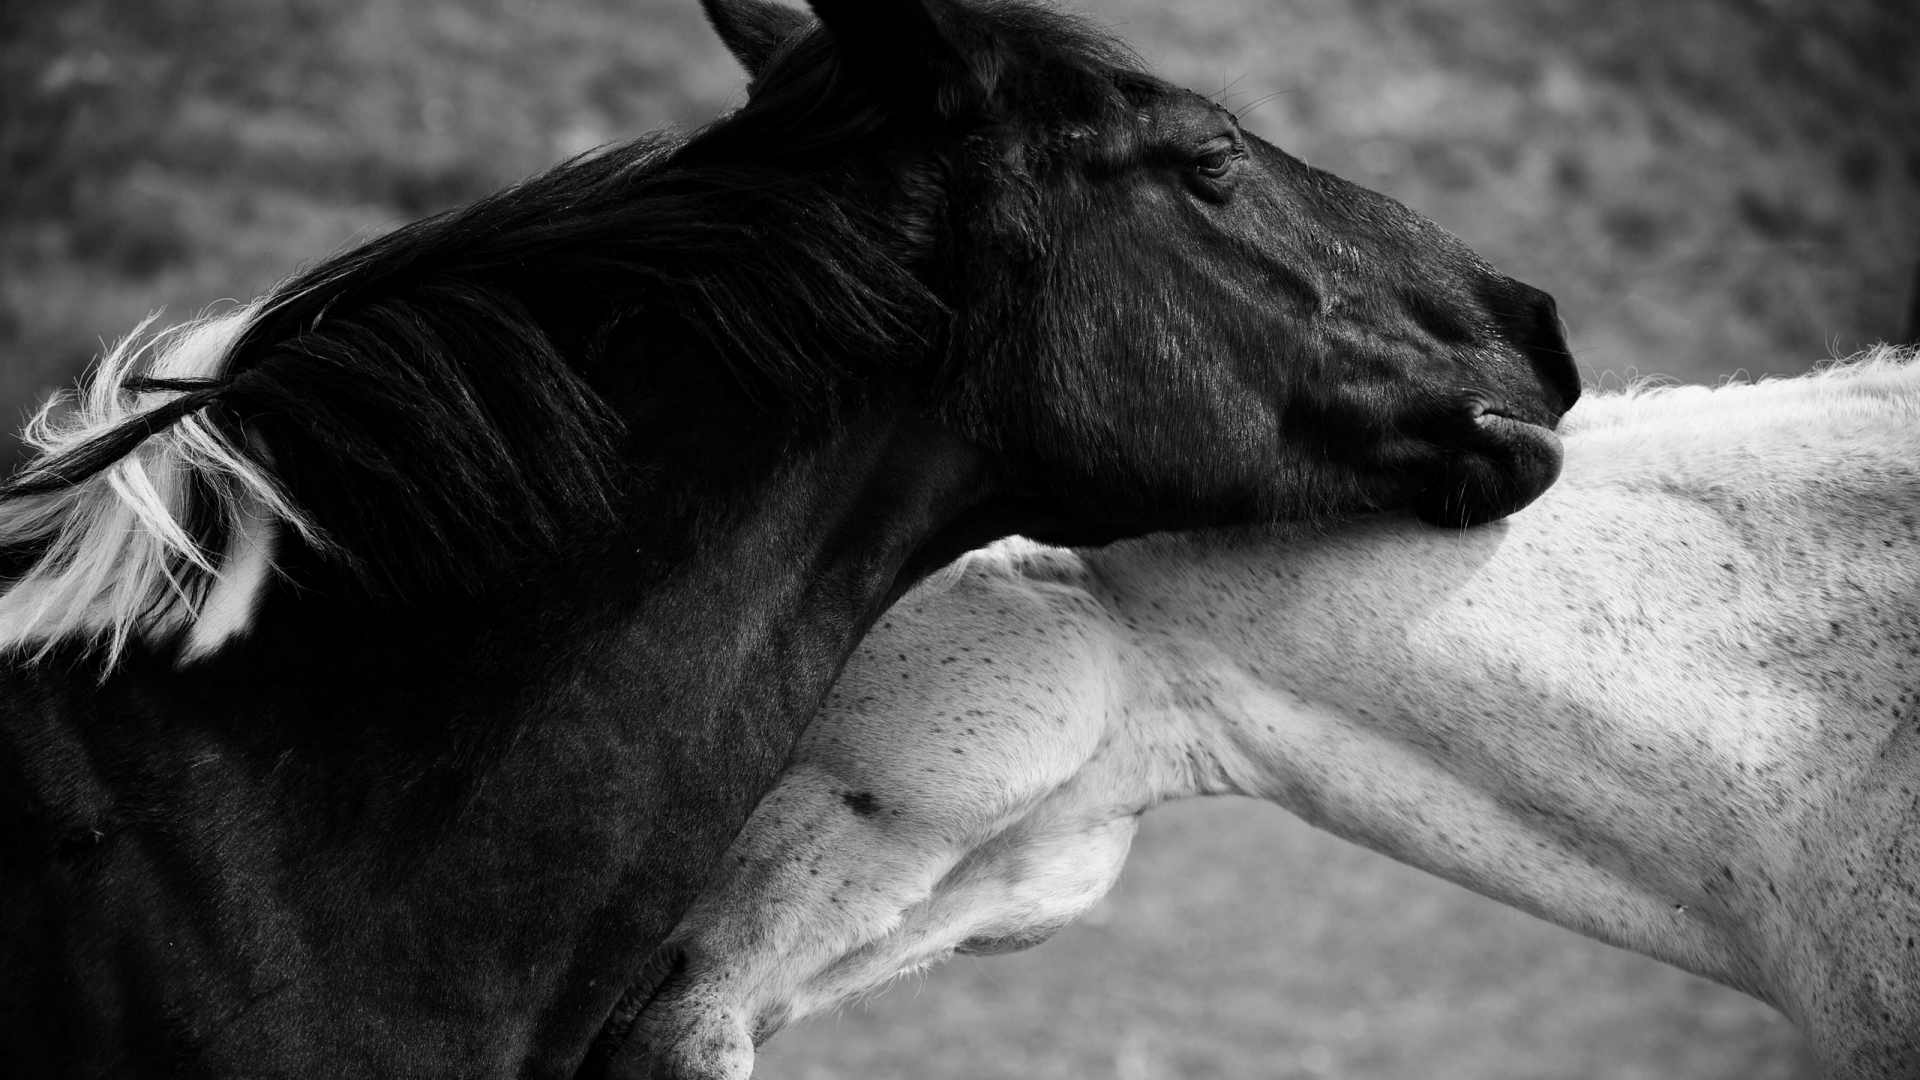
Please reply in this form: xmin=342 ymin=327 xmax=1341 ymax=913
xmin=1409 ymin=416 xmax=1563 ymax=528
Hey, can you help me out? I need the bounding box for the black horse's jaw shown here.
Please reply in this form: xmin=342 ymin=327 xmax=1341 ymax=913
xmin=1406 ymin=408 xmax=1564 ymax=528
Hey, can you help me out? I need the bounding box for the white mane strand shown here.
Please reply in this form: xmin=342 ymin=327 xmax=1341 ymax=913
xmin=0 ymin=303 xmax=317 ymax=666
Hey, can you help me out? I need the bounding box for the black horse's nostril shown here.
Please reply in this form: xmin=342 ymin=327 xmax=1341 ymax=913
xmin=1485 ymin=281 xmax=1580 ymax=419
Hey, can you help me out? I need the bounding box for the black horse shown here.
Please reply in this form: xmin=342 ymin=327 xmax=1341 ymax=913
xmin=0 ymin=0 xmax=1577 ymax=1076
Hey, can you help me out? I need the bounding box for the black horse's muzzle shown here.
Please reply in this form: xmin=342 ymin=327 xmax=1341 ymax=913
xmin=1404 ymin=408 xmax=1564 ymax=528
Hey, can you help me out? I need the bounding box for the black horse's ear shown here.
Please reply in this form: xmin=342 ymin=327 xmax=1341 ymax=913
xmin=805 ymin=0 xmax=998 ymax=115
xmin=702 ymin=0 xmax=814 ymax=78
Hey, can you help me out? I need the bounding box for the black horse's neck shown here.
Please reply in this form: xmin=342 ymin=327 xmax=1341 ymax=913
xmin=0 ymin=404 xmax=995 ymax=1079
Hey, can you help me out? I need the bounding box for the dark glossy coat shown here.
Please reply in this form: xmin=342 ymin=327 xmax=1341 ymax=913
xmin=0 ymin=0 xmax=1577 ymax=1076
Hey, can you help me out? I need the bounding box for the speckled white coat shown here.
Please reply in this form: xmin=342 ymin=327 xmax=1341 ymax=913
xmin=623 ymin=350 xmax=1920 ymax=1080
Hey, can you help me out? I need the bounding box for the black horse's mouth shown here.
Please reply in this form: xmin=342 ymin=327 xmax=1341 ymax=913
xmin=1402 ymin=402 xmax=1565 ymax=529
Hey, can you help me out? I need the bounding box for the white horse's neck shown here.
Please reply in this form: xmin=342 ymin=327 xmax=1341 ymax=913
xmin=1084 ymin=353 xmax=1920 ymax=1066
xmin=618 ymin=353 xmax=1920 ymax=1080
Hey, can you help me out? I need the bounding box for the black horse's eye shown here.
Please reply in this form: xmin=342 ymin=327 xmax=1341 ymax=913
xmin=1193 ymin=139 xmax=1239 ymax=180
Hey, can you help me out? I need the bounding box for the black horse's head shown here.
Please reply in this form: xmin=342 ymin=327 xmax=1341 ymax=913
xmin=701 ymin=0 xmax=1577 ymax=534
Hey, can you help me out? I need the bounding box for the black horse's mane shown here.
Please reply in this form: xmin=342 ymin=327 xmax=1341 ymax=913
xmin=0 ymin=0 xmax=1147 ymax=629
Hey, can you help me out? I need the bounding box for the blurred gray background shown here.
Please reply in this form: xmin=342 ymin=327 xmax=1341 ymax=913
xmin=3 ymin=0 xmax=1917 ymax=1076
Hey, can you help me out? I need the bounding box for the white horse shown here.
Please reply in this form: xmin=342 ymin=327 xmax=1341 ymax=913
xmin=611 ymin=348 xmax=1920 ymax=1080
